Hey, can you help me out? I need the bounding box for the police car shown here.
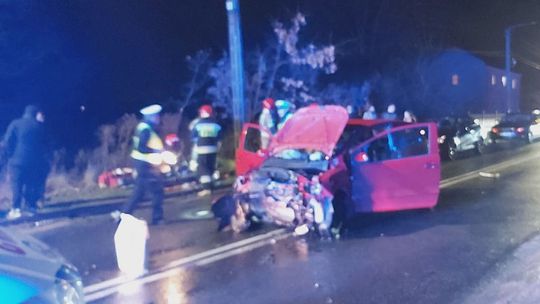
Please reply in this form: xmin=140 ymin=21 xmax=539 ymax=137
xmin=0 ymin=227 xmax=85 ymax=303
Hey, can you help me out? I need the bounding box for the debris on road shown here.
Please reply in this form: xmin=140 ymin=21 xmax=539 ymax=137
xmin=479 ymin=171 xmax=501 ymax=179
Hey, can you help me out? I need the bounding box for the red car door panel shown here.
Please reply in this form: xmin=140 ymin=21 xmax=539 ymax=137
xmin=236 ymin=124 xmax=271 ymax=176
xmin=350 ymin=123 xmax=440 ymax=212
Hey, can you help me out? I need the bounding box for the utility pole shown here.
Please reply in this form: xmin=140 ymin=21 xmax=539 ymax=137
xmin=505 ymin=27 xmax=512 ymax=113
xmin=505 ymin=21 xmax=536 ymax=113
xmin=225 ymin=0 xmax=246 ymax=145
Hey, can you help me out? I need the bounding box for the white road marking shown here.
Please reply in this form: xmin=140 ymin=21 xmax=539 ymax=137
xmin=84 ymin=229 xmax=288 ymax=301
xmin=85 ymin=232 xmax=290 ymax=302
xmin=440 ymin=152 xmax=540 ymax=189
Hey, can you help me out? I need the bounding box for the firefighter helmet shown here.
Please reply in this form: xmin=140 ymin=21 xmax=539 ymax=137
xmin=262 ymin=98 xmax=275 ymax=109
xmin=199 ymin=105 xmax=213 ymax=117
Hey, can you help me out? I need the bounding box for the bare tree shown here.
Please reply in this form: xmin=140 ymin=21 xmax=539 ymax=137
xmin=207 ymin=12 xmax=338 ymax=117
xmin=178 ymin=50 xmax=212 ymax=119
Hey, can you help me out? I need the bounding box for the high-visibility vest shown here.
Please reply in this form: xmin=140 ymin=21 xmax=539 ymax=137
xmin=130 ymin=122 xmax=164 ymax=165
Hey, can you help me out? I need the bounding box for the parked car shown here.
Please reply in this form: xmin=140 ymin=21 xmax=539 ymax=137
xmin=489 ymin=113 xmax=540 ymax=143
xmin=228 ymin=105 xmax=441 ymax=233
xmin=437 ymin=117 xmax=485 ymax=160
xmin=0 ymin=227 xmax=85 ymax=303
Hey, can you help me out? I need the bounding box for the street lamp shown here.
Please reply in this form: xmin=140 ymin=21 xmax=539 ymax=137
xmin=505 ymin=21 xmax=536 ymax=113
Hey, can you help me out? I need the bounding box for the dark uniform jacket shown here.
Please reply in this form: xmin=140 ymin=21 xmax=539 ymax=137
xmin=2 ymin=110 xmax=48 ymax=168
xmin=190 ymin=117 xmax=222 ymax=154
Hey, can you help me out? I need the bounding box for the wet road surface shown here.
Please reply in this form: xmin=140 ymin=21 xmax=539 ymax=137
xmin=11 ymin=141 xmax=540 ymax=303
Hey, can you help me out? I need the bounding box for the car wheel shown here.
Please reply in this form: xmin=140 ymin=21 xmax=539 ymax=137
xmin=475 ymin=139 xmax=485 ymax=155
xmin=448 ymin=146 xmax=458 ymax=160
xmin=527 ymin=131 xmax=534 ymax=144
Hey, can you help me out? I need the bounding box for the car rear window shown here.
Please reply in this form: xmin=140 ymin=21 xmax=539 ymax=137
xmin=502 ymin=114 xmax=533 ymax=123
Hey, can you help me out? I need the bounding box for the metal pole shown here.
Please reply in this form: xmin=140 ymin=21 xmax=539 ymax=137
xmin=225 ymin=0 xmax=246 ymax=146
xmin=505 ymin=28 xmax=512 ymax=113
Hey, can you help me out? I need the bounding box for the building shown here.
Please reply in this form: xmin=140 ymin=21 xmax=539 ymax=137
xmin=424 ymin=48 xmax=521 ymax=117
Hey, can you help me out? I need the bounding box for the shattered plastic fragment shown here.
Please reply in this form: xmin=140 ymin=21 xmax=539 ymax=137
xmin=294 ymin=224 xmax=309 ymax=236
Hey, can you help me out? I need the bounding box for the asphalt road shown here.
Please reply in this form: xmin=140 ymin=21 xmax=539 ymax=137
xmin=12 ymin=141 xmax=540 ymax=303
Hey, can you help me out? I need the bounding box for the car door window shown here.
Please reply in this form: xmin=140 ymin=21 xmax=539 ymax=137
xmin=360 ymin=127 xmax=429 ymax=162
xmin=392 ymin=127 xmax=429 ymax=158
xmin=244 ymin=127 xmax=267 ymax=152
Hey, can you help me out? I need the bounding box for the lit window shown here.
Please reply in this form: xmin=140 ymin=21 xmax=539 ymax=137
xmin=502 ymin=76 xmax=507 ymax=87
xmin=512 ymin=79 xmax=517 ymax=89
xmin=491 ymin=75 xmax=496 ymax=85
xmin=452 ymin=74 xmax=459 ymax=86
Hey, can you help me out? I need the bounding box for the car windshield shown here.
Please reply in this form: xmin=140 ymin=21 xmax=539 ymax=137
xmin=273 ymin=149 xmax=326 ymax=161
xmin=335 ymin=125 xmax=374 ymax=154
xmin=263 ymin=151 xmax=329 ymax=174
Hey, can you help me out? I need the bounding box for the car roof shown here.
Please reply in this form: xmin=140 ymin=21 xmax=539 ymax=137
xmin=347 ymin=118 xmax=408 ymax=128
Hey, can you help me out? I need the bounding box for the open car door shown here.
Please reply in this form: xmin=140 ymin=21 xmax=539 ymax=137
xmin=349 ymin=123 xmax=440 ymax=212
xmin=235 ymin=123 xmax=272 ymax=175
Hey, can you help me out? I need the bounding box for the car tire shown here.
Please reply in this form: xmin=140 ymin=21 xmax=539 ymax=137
xmin=527 ymin=131 xmax=534 ymax=144
xmin=475 ymin=139 xmax=485 ymax=155
xmin=448 ymin=146 xmax=458 ymax=160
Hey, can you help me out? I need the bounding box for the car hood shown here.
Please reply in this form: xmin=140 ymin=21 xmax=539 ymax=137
xmin=269 ymin=105 xmax=349 ymax=156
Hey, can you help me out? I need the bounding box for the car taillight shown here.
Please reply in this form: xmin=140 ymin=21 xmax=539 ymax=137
xmin=491 ymin=127 xmax=499 ymax=133
xmin=516 ymin=127 xmax=525 ymax=133
xmin=354 ymin=151 xmax=369 ymax=162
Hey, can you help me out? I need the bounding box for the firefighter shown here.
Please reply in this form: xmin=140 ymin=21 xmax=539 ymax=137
xmin=275 ymin=99 xmax=294 ymax=130
xmin=2 ymin=105 xmax=49 ymax=219
xmin=113 ymin=104 xmax=166 ymax=225
xmin=259 ymin=98 xmax=277 ymax=133
xmin=189 ymin=105 xmax=222 ymax=196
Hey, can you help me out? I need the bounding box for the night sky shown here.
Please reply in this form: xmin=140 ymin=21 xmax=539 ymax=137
xmin=1 ymin=0 xmax=540 ymax=151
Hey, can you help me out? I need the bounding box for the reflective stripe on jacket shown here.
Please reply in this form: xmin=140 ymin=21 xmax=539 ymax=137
xmin=130 ymin=122 xmax=164 ymax=165
xmin=191 ymin=118 xmax=221 ymax=155
xmin=193 ymin=145 xmax=218 ymax=154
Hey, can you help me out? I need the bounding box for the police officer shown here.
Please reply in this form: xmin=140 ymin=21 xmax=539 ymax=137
xmin=2 ymin=105 xmax=49 ymax=219
xmin=189 ymin=105 xmax=221 ymax=195
xmin=114 ymin=104 xmax=166 ymax=225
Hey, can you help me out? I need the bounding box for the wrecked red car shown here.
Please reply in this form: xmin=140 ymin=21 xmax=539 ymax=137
xmin=218 ymin=105 xmax=440 ymax=236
